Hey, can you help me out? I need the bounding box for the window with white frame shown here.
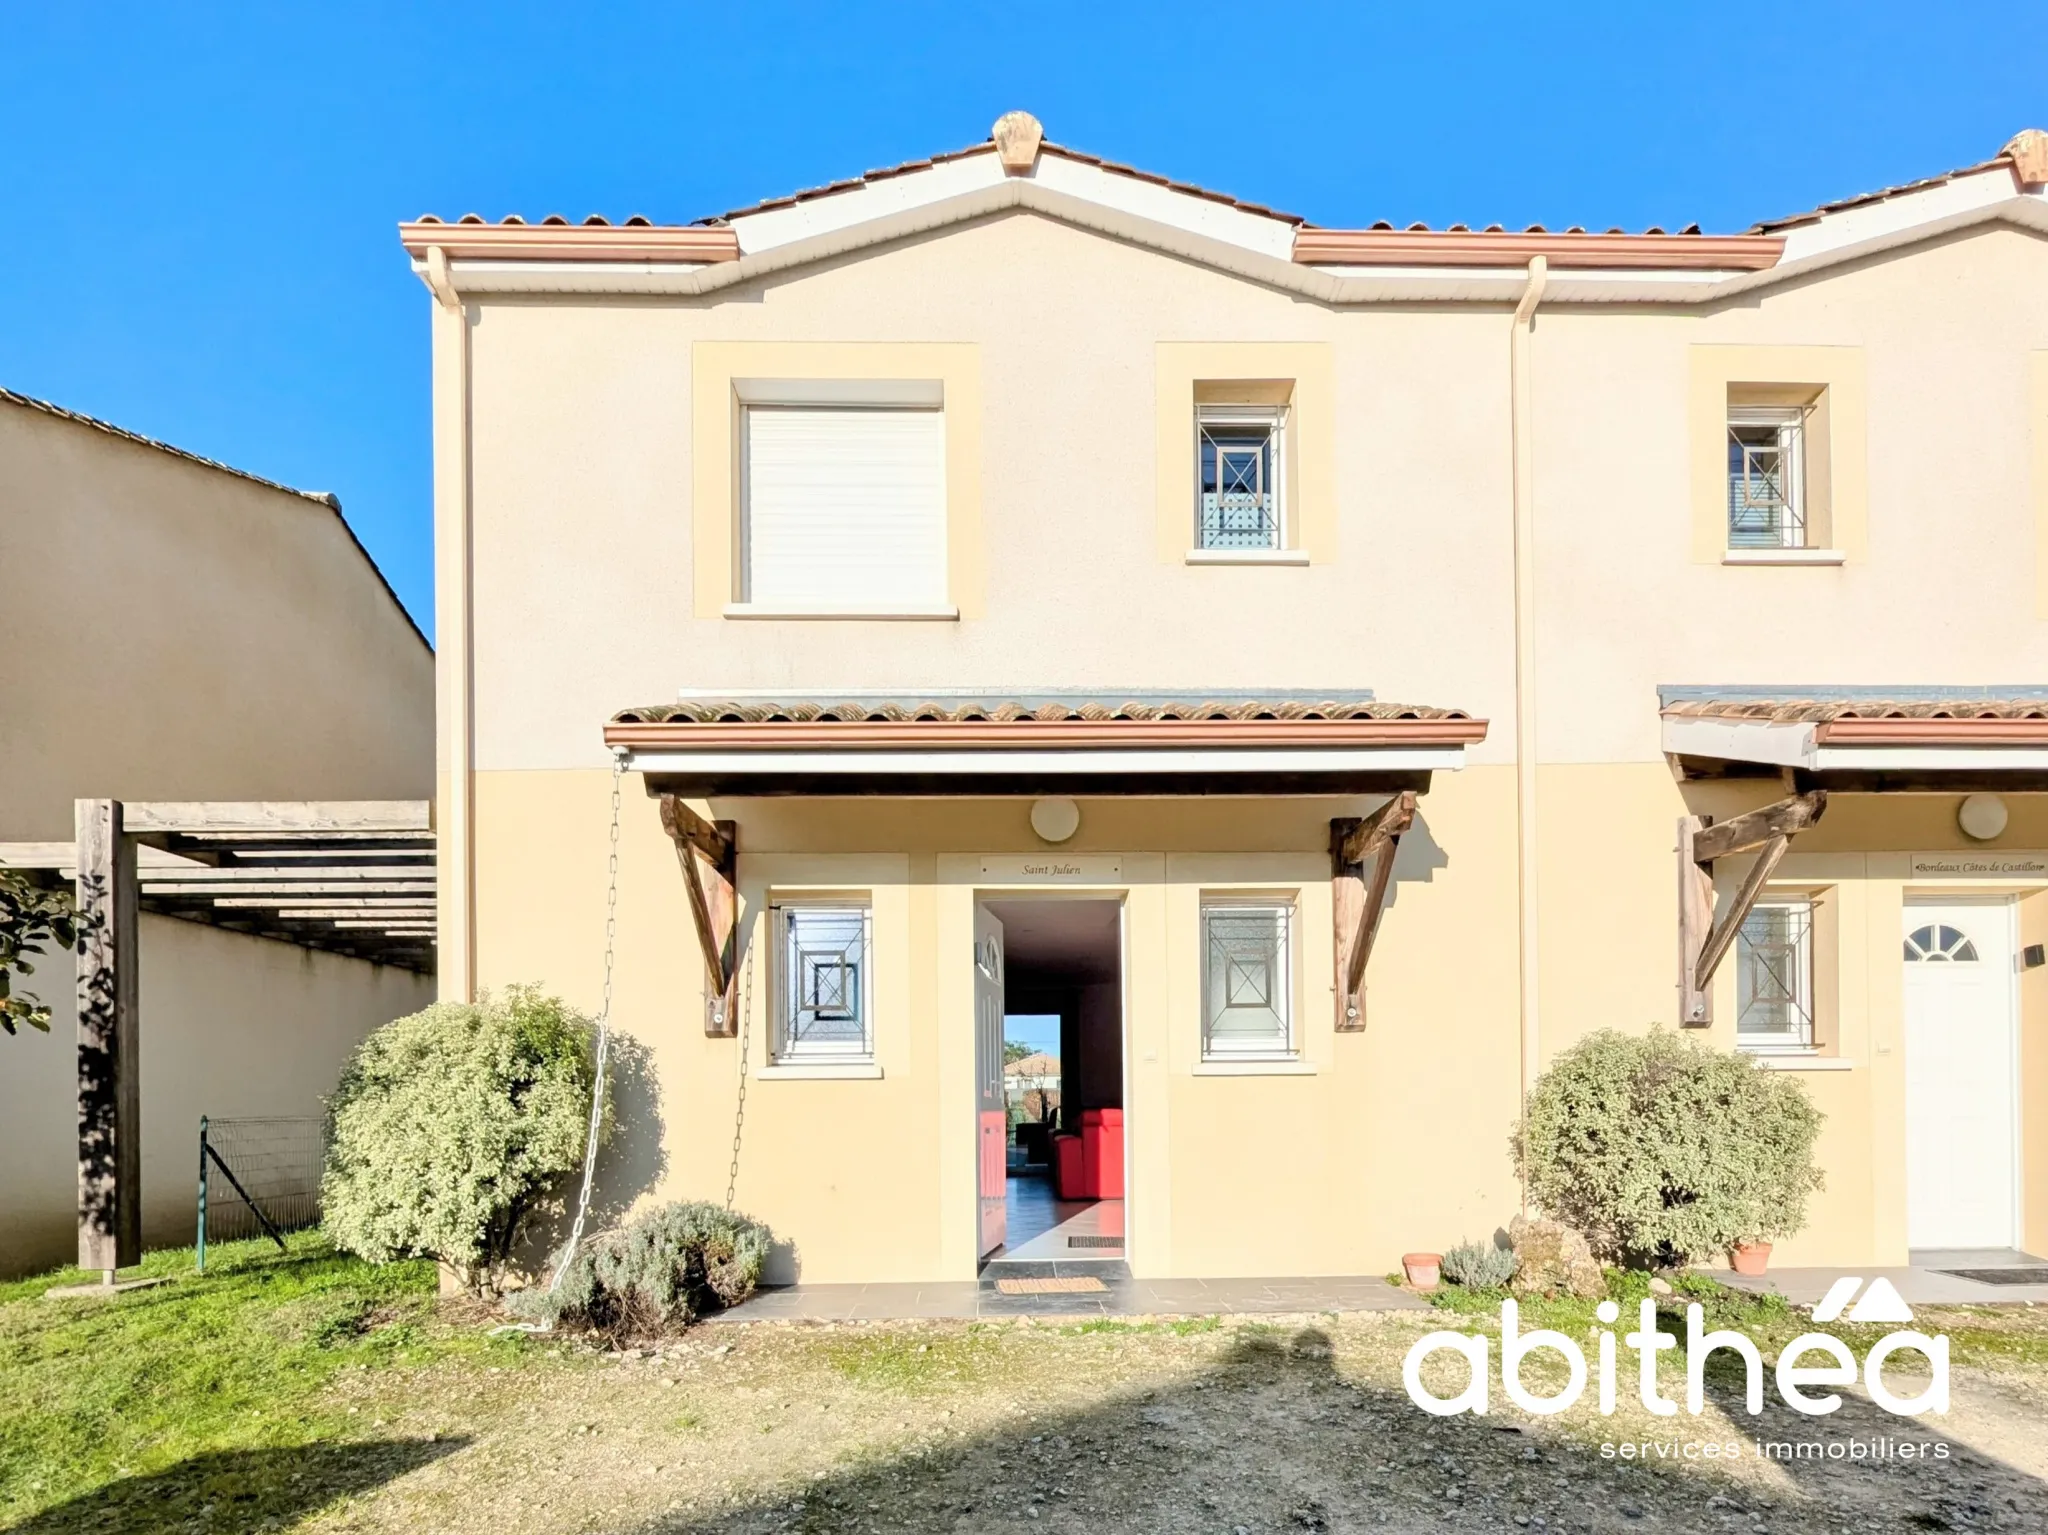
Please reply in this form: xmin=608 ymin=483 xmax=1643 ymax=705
xmin=1735 ymin=899 xmax=1814 ymax=1049
xmin=1201 ymin=901 xmax=1295 ymax=1058
xmin=741 ymin=400 xmax=946 ymax=608
xmin=1904 ymin=922 xmax=1980 ymax=963
xmin=1726 ymin=406 xmax=1807 ymax=549
xmin=772 ymin=902 xmax=873 ymax=1062
xmin=1196 ymin=405 xmax=1285 ymax=551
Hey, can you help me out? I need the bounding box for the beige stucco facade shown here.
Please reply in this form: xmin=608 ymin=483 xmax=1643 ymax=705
xmin=0 ymin=393 xmax=436 ymax=1276
xmin=0 ymin=397 xmax=433 ymax=840
xmin=425 ymin=132 xmax=2048 ymax=1281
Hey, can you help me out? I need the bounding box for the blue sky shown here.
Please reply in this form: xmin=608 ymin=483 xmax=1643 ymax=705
xmin=3 ymin=4 xmax=2038 ymax=637
xmin=1004 ymin=1014 xmax=1061 ymax=1060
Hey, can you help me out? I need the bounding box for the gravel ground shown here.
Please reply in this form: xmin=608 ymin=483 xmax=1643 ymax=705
xmin=266 ymin=1308 xmax=2048 ymax=1535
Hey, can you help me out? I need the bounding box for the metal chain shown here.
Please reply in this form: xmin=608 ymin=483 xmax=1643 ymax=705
xmin=724 ymin=940 xmax=754 ymax=1210
xmin=547 ymin=752 xmax=624 ymax=1293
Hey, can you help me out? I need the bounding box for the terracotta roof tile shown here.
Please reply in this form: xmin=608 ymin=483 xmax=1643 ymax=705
xmin=1 ymin=385 xmax=329 ymax=504
xmin=1747 ymin=156 xmax=2016 ymax=235
xmin=410 ymin=211 xmax=661 ymax=229
xmin=405 ymin=132 xmax=2044 ymax=253
xmin=1345 ymin=217 xmax=1705 ymax=237
xmin=613 ymin=697 xmax=1470 ymax=725
xmin=691 ymin=139 xmax=1307 ymax=228
xmin=1033 ymin=140 xmax=1305 ymax=225
xmin=1662 ymin=697 xmax=2048 ymax=724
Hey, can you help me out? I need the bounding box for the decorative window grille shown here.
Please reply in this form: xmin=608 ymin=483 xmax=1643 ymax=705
xmin=1726 ymin=406 xmax=1807 ymax=549
xmin=1196 ymin=407 xmax=1284 ymax=550
xmin=774 ymin=903 xmax=873 ymax=1061
xmin=741 ymin=405 xmax=947 ymax=607
xmin=1735 ymin=900 xmax=1814 ymax=1048
xmin=1201 ymin=902 xmax=1294 ymax=1057
xmin=1904 ymin=923 xmax=1980 ymax=962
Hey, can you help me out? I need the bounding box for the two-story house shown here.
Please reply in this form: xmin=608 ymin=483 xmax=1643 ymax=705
xmin=406 ymin=114 xmax=2048 ymax=1285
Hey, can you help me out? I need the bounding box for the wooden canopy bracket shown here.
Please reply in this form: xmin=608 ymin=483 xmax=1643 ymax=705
xmin=658 ymin=795 xmax=738 ymax=1037
xmin=1330 ymin=791 xmax=1417 ymax=1032
xmin=1677 ymin=790 xmax=1826 ymax=1027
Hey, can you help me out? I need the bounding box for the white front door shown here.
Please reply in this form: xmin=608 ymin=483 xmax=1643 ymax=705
xmin=1903 ymin=901 xmax=2019 ymax=1250
xmin=973 ymin=905 xmax=1007 ymax=1259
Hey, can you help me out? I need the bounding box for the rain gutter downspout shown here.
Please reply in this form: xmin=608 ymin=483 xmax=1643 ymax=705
xmin=420 ymin=246 xmax=477 ymax=1001
xmin=1511 ymin=255 xmax=1547 ymax=1166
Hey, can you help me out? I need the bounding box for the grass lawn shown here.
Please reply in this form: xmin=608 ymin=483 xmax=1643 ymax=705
xmin=0 ymin=1234 xmax=565 ymax=1532
xmin=4 ymin=1243 xmax=2048 ymax=1533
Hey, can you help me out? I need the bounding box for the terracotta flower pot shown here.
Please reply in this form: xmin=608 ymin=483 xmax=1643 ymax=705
xmin=1730 ymin=1241 xmax=1772 ymax=1277
xmin=1402 ymin=1252 xmax=1443 ymax=1291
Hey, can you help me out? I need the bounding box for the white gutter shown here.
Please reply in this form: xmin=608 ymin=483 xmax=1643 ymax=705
xmin=1510 ymin=257 xmax=1547 ymax=1124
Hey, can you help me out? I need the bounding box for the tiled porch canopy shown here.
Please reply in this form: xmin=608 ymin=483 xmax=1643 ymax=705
xmin=606 ymin=695 xmax=1482 ymax=1040
xmin=604 ymin=692 xmax=1488 ymax=796
xmin=1660 ymin=690 xmax=2048 ymax=1025
xmin=1661 ymin=688 xmax=2048 ymax=791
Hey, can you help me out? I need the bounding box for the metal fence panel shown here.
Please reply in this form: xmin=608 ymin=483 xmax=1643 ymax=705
xmin=198 ymin=1116 xmax=324 ymax=1259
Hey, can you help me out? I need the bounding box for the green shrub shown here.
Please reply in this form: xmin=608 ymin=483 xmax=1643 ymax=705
xmin=1 ymin=871 xmax=79 ymax=1036
xmin=322 ymin=986 xmax=601 ymax=1295
xmin=514 ymin=1201 xmax=773 ymax=1339
xmin=1441 ymin=1237 xmax=1517 ymax=1288
xmin=1514 ymin=1027 xmax=1824 ymax=1266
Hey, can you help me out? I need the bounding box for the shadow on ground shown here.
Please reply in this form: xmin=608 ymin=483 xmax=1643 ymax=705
xmin=4 ymin=1437 xmax=465 ymax=1534
xmin=623 ymin=1325 xmax=2045 ymax=1535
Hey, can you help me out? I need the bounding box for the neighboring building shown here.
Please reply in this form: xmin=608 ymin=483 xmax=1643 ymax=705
xmin=0 ymin=389 xmax=436 ymax=1275
xmin=1003 ymin=1052 xmax=1061 ymax=1126
xmin=408 ymin=115 xmax=2048 ymax=1285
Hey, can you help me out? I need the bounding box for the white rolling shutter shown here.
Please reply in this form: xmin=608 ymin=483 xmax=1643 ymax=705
xmin=742 ymin=406 xmax=947 ymax=608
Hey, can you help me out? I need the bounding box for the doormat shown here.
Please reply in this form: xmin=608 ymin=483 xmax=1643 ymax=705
xmin=1939 ymin=1267 xmax=2048 ymax=1286
xmin=994 ymin=1276 xmax=1108 ymax=1295
xmin=1069 ymin=1235 xmax=1125 ymax=1249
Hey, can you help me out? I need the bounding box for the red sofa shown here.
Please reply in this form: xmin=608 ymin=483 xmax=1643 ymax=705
xmin=1052 ymin=1107 xmax=1124 ymax=1200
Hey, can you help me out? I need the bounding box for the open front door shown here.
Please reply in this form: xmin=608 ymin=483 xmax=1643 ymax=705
xmin=974 ymin=905 xmax=1007 ymax=1259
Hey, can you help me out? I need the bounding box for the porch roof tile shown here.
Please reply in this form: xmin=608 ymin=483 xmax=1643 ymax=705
xmin=1662 ymin=697 xmax=2048 ymax=726
xmin=604 ymin=695 xmax=1488 ymax=754
xmin=613 ymin=696 xmax=1474 ymax=726
xmin=1661 ymin=692 xmax=2048 ymax=749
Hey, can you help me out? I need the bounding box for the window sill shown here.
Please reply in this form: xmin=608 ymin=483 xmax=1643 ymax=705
xmin=1184 ymin=549 xmax=1310 ymax=566
xmin=722 ymin=603 xmax=959 ymax=621
xmin=756 ymin=1061 xmax=884 ymax=1080
xmin=1721 ymin=549 xmax=1846 ymax=566
xmin=1745 ymin=1052 xmax=1855 ymax=1071
xmin=1193 ymin=1058 xmax=1315 ymax=1076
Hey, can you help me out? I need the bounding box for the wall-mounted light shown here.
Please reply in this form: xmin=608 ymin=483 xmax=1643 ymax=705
xmin=1030 ymin=796 xmax=1080 ymax=843
xmin=1958 ymin=792 xmax=2009 ymax=842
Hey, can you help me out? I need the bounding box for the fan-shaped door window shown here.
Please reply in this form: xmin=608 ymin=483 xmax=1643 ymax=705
xmin=1904 ymin=924 xmax=1979 ymax=963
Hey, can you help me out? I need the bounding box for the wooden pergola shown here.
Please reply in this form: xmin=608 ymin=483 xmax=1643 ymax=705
xmin=1 ymin=799 xmax=434 ymax=1283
